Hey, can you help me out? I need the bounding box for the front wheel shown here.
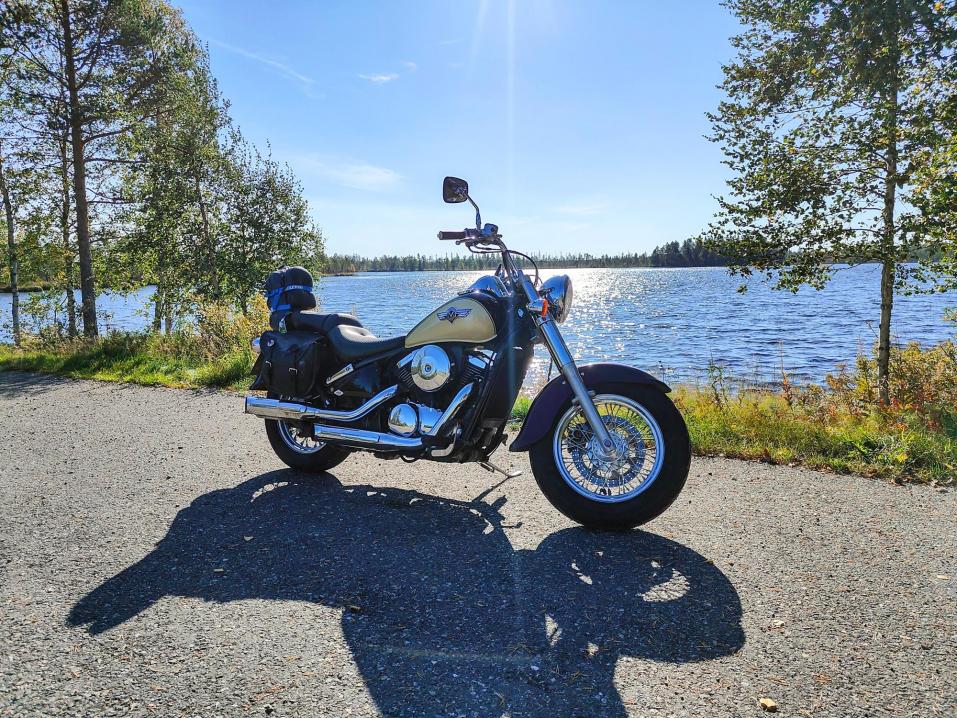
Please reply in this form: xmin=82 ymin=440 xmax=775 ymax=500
xmin=529 ymin=384 xmax=690 ymax=530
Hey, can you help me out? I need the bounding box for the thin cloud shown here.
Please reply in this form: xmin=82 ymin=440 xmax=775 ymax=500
xmin=401 ymin=61 xmax=417 ymax=71
xmin=358 ymin=72 xmax=399 ymax=84
xmin=297 ymin=156 xmax=401 ymax=191
xmin=208 ymin=38 xmax=314 ymax=86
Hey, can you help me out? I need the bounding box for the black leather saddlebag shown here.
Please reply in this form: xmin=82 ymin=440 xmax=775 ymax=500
xmin=250 ymin=330 xmax=322 ymax=398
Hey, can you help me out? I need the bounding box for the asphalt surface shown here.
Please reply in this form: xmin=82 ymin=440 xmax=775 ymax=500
xmin=0 ymin=371 xmax=955 ymax=718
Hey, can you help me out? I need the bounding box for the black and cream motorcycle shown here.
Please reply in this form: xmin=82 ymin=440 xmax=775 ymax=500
xmin=245 ymin=177 xmax=690 ymax=529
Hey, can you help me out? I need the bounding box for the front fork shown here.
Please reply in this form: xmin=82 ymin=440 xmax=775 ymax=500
xmin=515 ymin=272 xmax=616 ymax=455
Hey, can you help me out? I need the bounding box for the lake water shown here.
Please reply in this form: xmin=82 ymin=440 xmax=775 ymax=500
xmin=2 ymin=266 xmax=955 ymax=385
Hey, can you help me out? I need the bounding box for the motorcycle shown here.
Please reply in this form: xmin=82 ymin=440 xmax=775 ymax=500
xmin=244 ymin=177 xmax=690 ymax=529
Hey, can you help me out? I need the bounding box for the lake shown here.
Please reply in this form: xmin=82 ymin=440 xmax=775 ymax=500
xmin=2 ymin=266 xmax=955 ymax=385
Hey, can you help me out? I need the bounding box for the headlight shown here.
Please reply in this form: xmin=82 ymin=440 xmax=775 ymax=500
xmin=540 ymin=274 xmax=573 ymax=323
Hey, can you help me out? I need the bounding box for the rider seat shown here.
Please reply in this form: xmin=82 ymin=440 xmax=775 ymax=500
xmin=326 ymin=324 xmax=406 ymax=362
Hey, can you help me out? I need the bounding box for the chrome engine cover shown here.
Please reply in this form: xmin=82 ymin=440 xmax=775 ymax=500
xmin=387 ymin=401 xmax=450 ymax=436
xmin=409 ymin=345 xmax=451 ymax=392
xmin=387 ymin=403 xmax=418 ymax=436
xmin=414 ymin=403 xmax=443 ymax=434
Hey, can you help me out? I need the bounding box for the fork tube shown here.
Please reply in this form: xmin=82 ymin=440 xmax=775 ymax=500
xmin=507 ymin=257 xmax=616 ymax=452
xmin=537 ymin=318 xmax=616 ymax=453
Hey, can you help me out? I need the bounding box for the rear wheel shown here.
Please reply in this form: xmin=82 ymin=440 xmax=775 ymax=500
xmin=529 ymin=384 xmax=690 ymax=530
xmin=264 ymin=394 xmax=350 ymax=473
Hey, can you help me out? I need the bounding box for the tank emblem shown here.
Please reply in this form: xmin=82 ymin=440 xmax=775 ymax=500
xmin=436 ymin=307 xmax=472 ymax=323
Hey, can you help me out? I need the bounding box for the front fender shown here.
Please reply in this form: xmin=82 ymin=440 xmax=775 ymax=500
xmin=508 ymin=362 xmax=671 ymax=452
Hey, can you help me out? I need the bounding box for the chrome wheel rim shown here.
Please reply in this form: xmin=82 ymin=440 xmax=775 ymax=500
xmin=552 ymin=394 xmax=665 ymax=503
xmin=277 ymin=420 xmax=326 ymax=454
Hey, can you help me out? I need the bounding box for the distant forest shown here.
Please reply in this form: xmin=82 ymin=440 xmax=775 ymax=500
xmin=324 ymin=238 xmax=728 ymax=274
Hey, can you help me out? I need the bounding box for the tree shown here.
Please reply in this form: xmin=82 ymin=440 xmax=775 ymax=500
xmin=0 ymin=140 xmax=21 ymax=345
xmin=703 ymin=0 xmax=957 ymax=403
xmin=115 ymin=41 xmax=226 ymax=331
xmin=3 ymin=0 xmax=200 ymax=336
xmin=218 ymin=132 xmax=324 ymax=312
xmin=0 ymin=54 xmax=49 ymax=345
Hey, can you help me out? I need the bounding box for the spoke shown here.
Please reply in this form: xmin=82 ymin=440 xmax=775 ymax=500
xmin=555 ymin=395 xmax=665 ymax=502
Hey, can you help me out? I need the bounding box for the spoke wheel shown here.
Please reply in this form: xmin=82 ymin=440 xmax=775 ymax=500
xmin=552 ymin=394 xmax=665 ymax=504
xmin=264 ymin=394 xmax=350 ymax=474
xmin=277 ymin=420 xmax=326 ymax=455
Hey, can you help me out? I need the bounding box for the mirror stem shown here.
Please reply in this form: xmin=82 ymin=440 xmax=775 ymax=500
xmin=467 ymin=196 xmax=481 ymax=229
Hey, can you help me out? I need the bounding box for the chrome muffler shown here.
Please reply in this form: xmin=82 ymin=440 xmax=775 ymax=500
xmin=244 ymin=385 xmax=398 ymax=422
xmin=311 ymin=425 xmax=423 ymax=450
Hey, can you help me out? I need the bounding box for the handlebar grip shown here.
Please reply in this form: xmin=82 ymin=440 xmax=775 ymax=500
xmin=437 ymin=230 xmax=468 ymax=240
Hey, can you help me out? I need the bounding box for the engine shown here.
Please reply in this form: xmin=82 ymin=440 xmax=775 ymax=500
xmin=388 ymin=344 xmax=491 ymax=437
xmin=409 ymin=345 xmax=451 ymax=392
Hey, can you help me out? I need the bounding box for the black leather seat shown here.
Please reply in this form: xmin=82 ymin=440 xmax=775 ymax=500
xmin=327 ymin=324 xmax=406 ymax=362
xmin=270 ymin=310 xmax=362 ymax=334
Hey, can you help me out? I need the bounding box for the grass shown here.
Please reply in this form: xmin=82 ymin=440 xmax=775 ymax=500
xmin=674 ymin=387 xmax=956 ymax=484
xmin=0 ymin=334 xmax=255 ymax=390
xmin=2 ymin=321 xmax=954 ymax=486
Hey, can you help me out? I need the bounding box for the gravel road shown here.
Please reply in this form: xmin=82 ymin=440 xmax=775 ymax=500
xmin=0 ymin=371 xmax=954 ymax=717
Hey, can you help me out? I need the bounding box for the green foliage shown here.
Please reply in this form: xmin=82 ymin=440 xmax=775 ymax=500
xmin=0 ymin=0 xmax=324 ymax=335
xmin=703 ymin=0 xmax=957 ymax=402
xmin=0 ymin=295 xmax=269 ymax=390
xmin=509 ymin=395 xmax=532 ymax=425
xmin=672 ymin=337 xmax=957 ymax=484
xmin=705 ymin=1 xmax=957 ymax=288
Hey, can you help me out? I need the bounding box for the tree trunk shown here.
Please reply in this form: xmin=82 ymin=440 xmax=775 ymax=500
xmin=59 ymin=0 xmax=98 ymax=338
xmin=152 ymin=287 xmax=163 ymax=333
xmin=59 ymin=136 xmax=77 ymax=338
xmin=877 ymin=0 xmax=901 ymax=407
xmin=164 ymin=298 xmax=173 ymax=335
xmin=194 ymin=172 xmax=219 ymax=298
xmin=877 ymin=258 xmax=895 ymax=404
xmin=0 ymin=143 xmax=20 ymax=347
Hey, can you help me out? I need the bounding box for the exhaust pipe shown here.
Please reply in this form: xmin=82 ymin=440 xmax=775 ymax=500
xmin=309 ymin=382 xmax=474 ymax=451
xmin=244 ymin=385 xmax=398 ymax=422
xmin=311 ymin=425 xmax=422 ymax=450
xmin=246 ymin=382 xmax=474 ymax=453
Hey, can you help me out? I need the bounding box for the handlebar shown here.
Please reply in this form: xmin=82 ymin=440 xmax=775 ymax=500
xmin=437 ymin=230 xmax=468 ymax=241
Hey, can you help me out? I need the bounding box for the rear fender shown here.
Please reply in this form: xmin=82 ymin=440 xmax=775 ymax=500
xmin=508 ymin=362 xmax=671 ymax=452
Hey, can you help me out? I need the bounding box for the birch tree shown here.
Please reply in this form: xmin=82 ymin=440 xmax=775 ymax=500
xmin=704 ymin=0 xmax=957 ymax=403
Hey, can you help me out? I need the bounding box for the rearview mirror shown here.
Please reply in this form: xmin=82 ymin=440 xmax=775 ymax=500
xmin=443 ymin=176 xmax=469 ymax=203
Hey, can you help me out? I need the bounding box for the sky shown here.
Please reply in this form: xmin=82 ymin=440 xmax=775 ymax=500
xmin=175 ymin=1 xmax=742 ymax=258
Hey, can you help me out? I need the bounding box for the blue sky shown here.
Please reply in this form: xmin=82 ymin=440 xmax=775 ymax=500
xmin=176 ymin=1 xmax=741 ymax=257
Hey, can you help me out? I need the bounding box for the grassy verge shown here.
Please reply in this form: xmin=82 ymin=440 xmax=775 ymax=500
xmin=2 ymin=326 xmax=954 ymax=485
xmin=674 ymin=387 xmax=955 ymax=484
xmin=506 ymin=386 xmax=955 ymax=485
xmin=0 ymin=334 xmax=255 ymax=390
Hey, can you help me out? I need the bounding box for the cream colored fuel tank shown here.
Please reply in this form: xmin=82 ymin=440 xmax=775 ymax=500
xmin=405 ymin=297 xmax=496 ymax=348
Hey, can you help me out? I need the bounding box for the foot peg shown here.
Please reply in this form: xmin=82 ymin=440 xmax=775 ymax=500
xmin=479 ymin=460 xmax=523 ymax=479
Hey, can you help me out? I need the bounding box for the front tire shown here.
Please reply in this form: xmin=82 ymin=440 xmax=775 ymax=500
xmin=529 ymin=383 xmax=690 ymax=530
xmin=264 ymin=418 xmax=351 ymax=473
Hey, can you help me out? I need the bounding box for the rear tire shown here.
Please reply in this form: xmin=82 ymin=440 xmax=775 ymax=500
xmin=264 ymin=418 xmax=350 ymax=473
xmin=529 ymin=383 xmax=690 ymax=530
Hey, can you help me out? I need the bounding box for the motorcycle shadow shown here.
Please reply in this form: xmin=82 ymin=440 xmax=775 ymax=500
xmin=68 ymin=470 xmax=744 ymax=716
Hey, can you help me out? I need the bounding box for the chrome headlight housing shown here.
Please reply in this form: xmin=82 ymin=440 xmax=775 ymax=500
xmin=540 ymin=274 xmax=573 ymax=323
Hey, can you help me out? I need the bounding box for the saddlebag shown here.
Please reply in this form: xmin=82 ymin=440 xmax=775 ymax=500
xmin=250 ymin=330 xmax=322 ymax=399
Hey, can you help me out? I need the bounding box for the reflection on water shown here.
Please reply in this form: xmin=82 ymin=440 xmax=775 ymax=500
xmin=2 ymin=266 xmax=955 ymax=384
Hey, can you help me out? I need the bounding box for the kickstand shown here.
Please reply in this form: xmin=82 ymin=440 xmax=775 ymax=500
xmin=479 ymin=459 xmax=523 ymax=479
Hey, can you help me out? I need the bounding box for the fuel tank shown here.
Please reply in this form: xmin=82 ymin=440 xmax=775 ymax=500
xmin=405 ymin=297 xmax=496 ymax=348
